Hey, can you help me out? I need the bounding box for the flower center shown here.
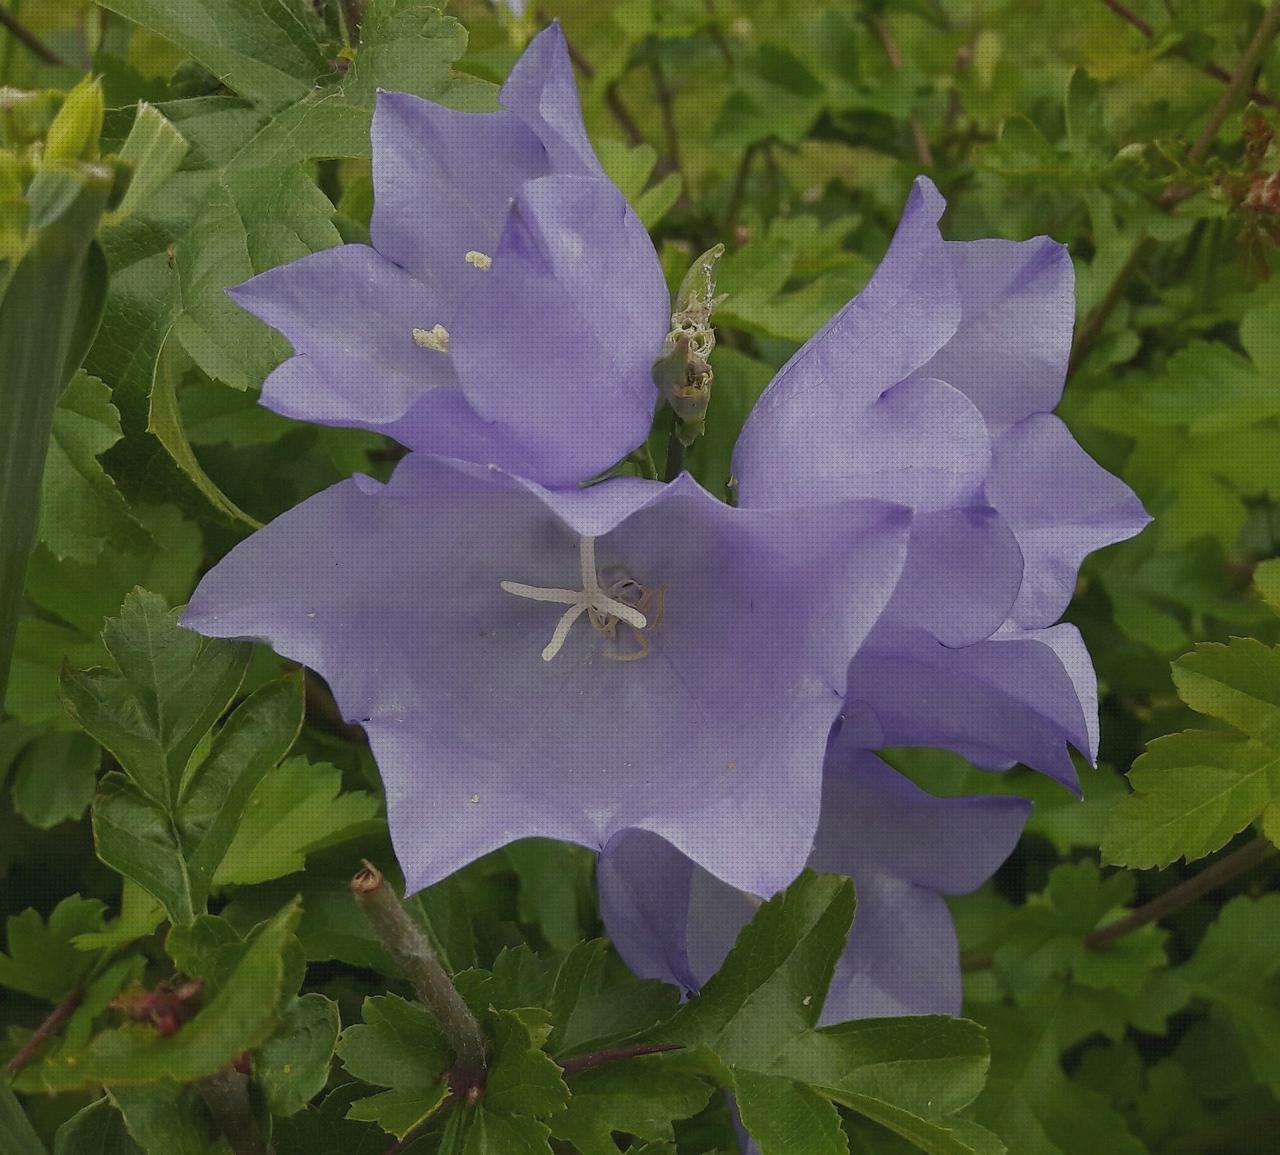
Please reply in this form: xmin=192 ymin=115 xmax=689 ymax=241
xmin=500 ymin=536 xmax=650 ymax=662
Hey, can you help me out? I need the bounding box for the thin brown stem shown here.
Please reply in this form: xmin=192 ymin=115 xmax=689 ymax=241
xmin=195 ymin=1066 xmax=273 ymax=1155
xmin=1068 ymin=235 xmax=1153 ymax=377
xmin=352 ymin=863 xmax=488 ymax=1097
xmin=1101 ymin=0 xmax=1279 ymax=109
xmin=962 ymin=836 xmax=1278 ymax=972
xmin=0 ymin=7 xmax=65 ymax=66
xmin=1086 ymin=836 xmax=1277 ymax=950
xmin=605 ymin=79 xmax=645 ymax=146
xmin=339 ymin=0 xmax=364 ymax=46
xmin=1187 ymin=0 xmax=1280 ymax=166
xmin=723 ymin=142 xmax=758 ymax=232
xmin=649 ymin=49 xmax=683 ymax=179
xmin=560 ymin=1042 xmax=682 ymax=1077
xmin=872 ymin=17 xmax=934 ymax=167
xmin=4 ymin=989 xmax=82 ymax=1073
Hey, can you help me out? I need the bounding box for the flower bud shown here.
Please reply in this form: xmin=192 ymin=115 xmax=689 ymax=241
xmin=44 ymin=78 xmax=104 ymax=164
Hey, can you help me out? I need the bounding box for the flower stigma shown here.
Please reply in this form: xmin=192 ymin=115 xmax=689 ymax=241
xmin=500 ymin=536 xmax=651 ymax=662
xmin=412 ymin=323 xmax=449 ymax=352
xmin=464 ymin=250 xmax=493 ymax=270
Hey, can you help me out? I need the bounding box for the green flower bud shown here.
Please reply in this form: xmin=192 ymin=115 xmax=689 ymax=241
xmin=44 ymin=78 xmax=104 ymax=164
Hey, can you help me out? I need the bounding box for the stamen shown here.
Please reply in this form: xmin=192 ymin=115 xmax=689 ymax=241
xmin=500 ymin=535 xmax=649 ymax=662
xmin=464 ymin=250 xmax=492 ymax=270
xmin=412 ymin=324 xmax=449 ymax=352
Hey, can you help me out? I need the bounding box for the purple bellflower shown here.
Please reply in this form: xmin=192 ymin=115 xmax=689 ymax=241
xmin=183 ymin=455 xmax=912 ymax=896
xmin=734 ymin=176 xmax=1150 ymax=791
xmin=598 ymin=179 xmax=1148 ymax=1036
xmin=226 ymin=24 xmax=669 ymax=488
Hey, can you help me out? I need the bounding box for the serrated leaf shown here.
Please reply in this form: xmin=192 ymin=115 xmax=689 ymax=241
xmin=214 ymin=756 xmax=380 ymax=887
xmin=1104 ymin=639 xmax=1280 ymax=867
xmin=14 ymin=899 xmax=301 ymax=1092
xmin=656 ymin=872 xmax=996 ymax=1153
xmin=255 ymin=993 xmax=341 ymax=1117
xmin=485 ymin=1010 xmax=569 ymax=1120
xmin=548 ymin=1059 xmax=712 ymax=1154
xmin=0 ymin=895 xmax=105 ymax=1000
xmin=39 ymin=372 xmax=147 ymax=564
xmin=60 ymin=589 xmax=250 ymax=810
xmin=337 ymin=994 xmax=451 ymax=1136
xmin=11 ymin=730 xmax=99 ymax=829
xmin=52 ymin=1097 xmax=143 ymax=1155
xmin=96 ymin=0 xmax=328 ymax=114
xmin=1173 ymin=894 xmax=1280 ymax=1086
xmin=547 ymin=939 xmax=680 ymax=1058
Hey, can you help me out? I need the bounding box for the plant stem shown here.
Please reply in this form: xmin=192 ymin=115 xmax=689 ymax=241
xmin=1086 ymin=836 xmax=1277 ymax=950
xmin=194 ymin=1066 xmax=273 ymax=1155
xmin=0 ymin=5 xmax=65 ymax=67
xmin=560 ymin=1042 xmax=681 ymax=1076
xmin=1100 ymin=0 xmax=1279 ymax=109
xmin=351 ymin=862 xmax=488 ymax=1096
xmin=1067 ymin=235 xmax=1152 ymax=377
xmin=3 ymin=989 xmax=82 ymax=1073
xmin=961 ymin=836 xmax=1278 ymax=972
xmin=649 ymin=47 xmax=683 ymax=180
xmin=1186 ymin=0 xmax=1280 ymax=166
xmin=872 ymin=16 xmax=934 ymax=168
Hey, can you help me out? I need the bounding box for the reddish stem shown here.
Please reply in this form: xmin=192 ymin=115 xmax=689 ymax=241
xmin=4 ymin=990 xmax=82 ymax=1073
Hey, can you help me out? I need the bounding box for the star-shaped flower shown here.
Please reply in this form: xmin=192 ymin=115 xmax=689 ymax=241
xmin=183 ymin=455 xmax=912 ymax=896
xmin=226 ymin=24 xmax=668 ymax=488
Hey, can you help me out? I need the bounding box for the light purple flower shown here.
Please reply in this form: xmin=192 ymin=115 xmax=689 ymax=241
xmin=599 ymin=744 xmax=1030 ymax=1022
xmin=182 ymin=454 xmax=912 ymax=896
xmin=227 ymin=25 xmax=668 ymax=488
xmin=733 ymin=176 xmax=1150 ymax=653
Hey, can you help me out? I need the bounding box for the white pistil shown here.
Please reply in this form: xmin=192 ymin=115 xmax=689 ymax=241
xmin=501 ymin=536 xmax=647 ymax=662
xmin=412 ymin=324 xmax=449 ymax=352
xmin=464 ymin=250 xmax=492 ymax=270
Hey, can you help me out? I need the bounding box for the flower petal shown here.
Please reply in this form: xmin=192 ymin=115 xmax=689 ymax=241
xmin=921 ymin=235 xmax=1075 ymax=430
xmin=734 ymin=177 xmax=961 ymax=508
xmin=228 ymin=244 xmax=456 ymax=430
xmin=884 ymin=504 xmax=1024 ymax=648
xmin=986 ymin=414 xmax=1152 ymax=627
xmin=370 ymin=90 xmax=549 ymax=282
xmin=183 ymin=455 xmax=911 ymax=896
xmin=844 ymin=621 xmax=1098 ymax=789
xmin=450 ymin=174 xmax=670 ymax=487
xmin=499 ymin=23 xmax=603 ymax=175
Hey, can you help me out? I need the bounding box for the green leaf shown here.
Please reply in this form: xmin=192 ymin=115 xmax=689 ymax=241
xmin=1104 ymin=639 xmax=1280 ymax=867
xmin=1173 ymin=894 xmax=1280 ymax=1086
xmin=994 ymin=863 xmax=1166 ymax=997
xmin=548 ymin=1059 xmax=712 ymax=1155
xmin=547 ymin=939 xmax=680 ymax=1058
xmin=336 ymin=994 xmax=451 ymax=1136
xmin=148 ymin=334 xmax=262 ymax=528
xmin=172 ymin=169 xmax=339 ymax=392
xmin=39 ymin=372 xmax=146 ymax=564
xmin=10 ymin=729 xmax=99 ymax=829
xmin=14 ymin=898 xmax=302 ymax=1092
xmin=485 ymin=1010 xmax=569 ymax=1120
xmin=73 ymin=880 xmax=166 ymax=954
xmin=0 ymin=1083 xmax=47 ymax=1155
xmin=0 ymin=895 xmax=105 ymax=1000
xmin=53 ymin=1097 xmax=143 ymax=1155
xmin=106 ymin=103 xmax=192 ymax=228
xmin=60 ymin=589 xmax=251 ymax=810
xmin=95 ymin=0 xmax=328 ymax=114
xmin=214 ymin=756 xmax=380 ymax=887
xmin=108 ymin=1084 xmax=227 ymax=1155
xmin=657 ymin=871 xmax=998 ymax=1153
xmin=255 ymin=993 xmax=341 ymax=1117
xmin=90 ymin=671 xmax=303 ymax=925
xmin=1254 ymin=558 xmax=1280 ymax=615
